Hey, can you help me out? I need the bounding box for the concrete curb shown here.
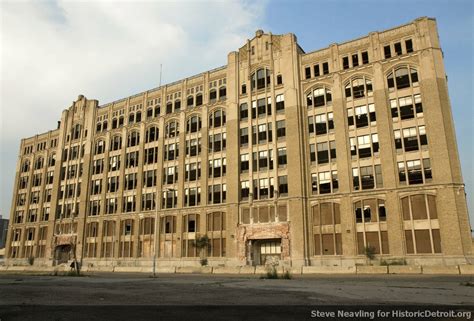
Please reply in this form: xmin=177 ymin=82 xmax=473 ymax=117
xmin=459 ymin=265 xmax=474 ymax=275
xmin=302 ymin=266 xmax=356 ymax=274
xmin=422 ymin=265 xmax=460 ymax=275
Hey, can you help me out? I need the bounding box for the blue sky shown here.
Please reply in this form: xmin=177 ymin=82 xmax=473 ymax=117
xmin=1 ymin=0 xmax=473 ymax=226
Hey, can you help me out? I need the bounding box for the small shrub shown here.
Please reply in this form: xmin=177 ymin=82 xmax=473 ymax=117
xmin=28 ymin=257 xmax=34 ymax=266
xmin=364 ymin=246 xmax=376 ymax=261
xmin=200 ymin=258 xmax=208 ymax=266
xmin=281 ymin=270 xmax=292 ymax=279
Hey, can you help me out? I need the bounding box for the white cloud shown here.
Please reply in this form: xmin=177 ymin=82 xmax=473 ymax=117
xmin=0 ymin=0 xmax=268 ymax=218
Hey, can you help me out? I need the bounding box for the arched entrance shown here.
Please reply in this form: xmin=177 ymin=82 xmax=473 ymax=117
xmin=54 ymin=244 xmax=72 ymax=264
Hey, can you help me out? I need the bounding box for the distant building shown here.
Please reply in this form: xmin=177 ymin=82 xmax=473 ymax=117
xmin=5 ymin=17 xmax=473 ymax=268
xmin=0 ymin=215 xmax=8 ymax=249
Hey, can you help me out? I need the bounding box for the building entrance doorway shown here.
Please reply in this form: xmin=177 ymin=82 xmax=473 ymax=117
xmin=252 ymin=239 xmax=281 ymax=266
xmin=54 ymin=244 xmax=71 ymax=264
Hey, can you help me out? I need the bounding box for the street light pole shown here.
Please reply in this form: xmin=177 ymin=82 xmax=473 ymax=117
xmin=153 ymin=202 xmax=158 ymax=278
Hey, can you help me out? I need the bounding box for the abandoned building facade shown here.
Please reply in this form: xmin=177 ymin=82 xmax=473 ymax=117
xmin=6 ymin=17 xmax=473 ymax=269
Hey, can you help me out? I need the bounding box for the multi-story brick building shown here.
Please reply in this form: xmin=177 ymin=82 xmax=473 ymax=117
xmin=5 ymin=17 xmax=473 ymax=269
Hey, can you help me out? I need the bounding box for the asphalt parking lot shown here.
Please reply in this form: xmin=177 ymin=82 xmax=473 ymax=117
xmin=0 ymin=273 xmax=473 ymax=320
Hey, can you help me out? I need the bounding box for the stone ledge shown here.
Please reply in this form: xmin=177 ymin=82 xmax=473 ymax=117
xmin=303 ymin=266 xmax=356 ymax=274
xmin=113 ymin=266 xmax=144 ymax=273
xmin=356 ymin=266 xmax=388 ymax=274
xmin=212 ymin=267 xmax=241 ymax=274
xmin=239 ymin=266 xmax=256 ymax=274
xmin=176 ymin=266 xmax=212 ymax=274
xmin=155 ymin=266 xmax=176 ymax=273
xmin=388 ymin=265 xmax=421 ymax=274
xmin=422 ymin=265 xmax=460 ymax=275
xmin=459 ymin=265 xmax=474 ymax=275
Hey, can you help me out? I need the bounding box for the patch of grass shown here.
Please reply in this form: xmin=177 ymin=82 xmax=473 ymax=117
xmin=460 ymin=281 xmax=474 ymax=287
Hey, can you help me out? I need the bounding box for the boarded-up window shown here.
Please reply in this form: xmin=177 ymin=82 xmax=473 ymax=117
xmin=321 ymin=234 xmax=334 ymax=255
xmin=278 ymin=205 xmax=287 ymax=221
xmin=427 ymin=195 xmax=438 ymax=219
xmin=414 ymin=229 xmax=431 ymax=253
xmin=357 ymin=232 xmax=365 ymax=255
xmin=259 ymin=207 xmax=269 ymax=223
xmin=334 ymin=204 xmax=341 ymax=224
xmin=241 ymin=208 xmax=250 ymax=224
xmin=381 ymin=231 xmax=389 ymax=254
xmin=405 ymin=230 xmax=414 ymax=254
xmin=411 ymin=194 xmax=427 ymax=219
xmin=314 ymin=234 xmax=321 ymax=255
xmin=312 ymin=205 xmax=320 ymax=226
xmin=335 ymin=233 xmax=342 ymax=255
xmin=402 ymin=197 xmax=411 ymax=220
xmin=366 ymin=232 xmax=380 ymax=254
xmin=432 ymin=229 xmax=442 ymax=253
xmin=321 ymin=203 xmax=333 ymax=225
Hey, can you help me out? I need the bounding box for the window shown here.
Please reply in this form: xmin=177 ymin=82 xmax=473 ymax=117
xmin=109 ymin=155 xmax=120 ymax=171
xmin=276 ymin=75 xmax=283 ymax=85
xmin=345 ymin=77 xmax=373 ymax=100
xmin=307 ymin=87 xmax=332 ymax=108
xmin=278 ymin=176 xmax=288 ymax=196
xmin=394 ymin=42 xmax=402 ymax=55
xmin=162 ymin=190 xmax=178 ymax=209
xmin=362 ymin=51 xmax=369 ymax=64
xmin=127 ymin=131 xmax=140 ymax=147
xmin=251 ymin=68 xmax=271 ymax=91
xmin=353 ymin=165 xmax=382 ymax=190
xmin=166 ymin=102 xmax=173 ymax=114
xmin=253 ymin=178 xmax=274 ymax=199
xmin=305 ymin=67 xmax=311 ymax=79
xmin=240 ymin=154 xmax=249 ymax=172
xmin=143 ymin=170 xmax=156 ymax=187
xmin=206 ymin=212 xmax=226 ymax=257
xmin=95 ymin=140 xmax=105 ymax=155
xmin=196 ymin=93 xmax=203 ymax=106
xmin=209 ymin=109 xmax=226 ymax=128
xmin=342 ymin=56 xmax=349 ymax=69
xmin=186 ymin=115 xmax=202 ymax=133
xmin=208 ymin=133 xmax=226 ymax=152
xmin=312 ymin=203 xmax=342 ymax=256
xmin=240 ymin=181 xmax=250 ymax=200
xmin=276 ymin=120 xmax=286 ymax=139
xmin=164 ymin=143 xmax=179 ymax=161
xmin=124 ymin=173 xmax=137 ymax=190
xmin=275 ymin=94 xmax=284 ymax=112
xmin=405 ymin=39 xmax=413 ymax=53
xmin=240 ymin=103 xmax=248 ymax=120
xmin=125 ymin=151 xmax=139 ymax=168
xmin=398 ymin=158 xmax=432 ymax=185
xmin=208 ymin=158 xmax=226 ymax=178
xmin=163 ymin=166 xmax=178 ymax=185
xmin=185 ymin=162 xmax=201 ymax=181
xmin=184 ymin=188 xmax=201 ymax=207
xmin=174 ymin=100 xmax=181 ymax=112
xmin=144 ymin=147 xmax=158 ymax=164
xmin=209 ymin=89 xmax=217 ymax=102
xmin=241 ymin=84 xmax=247 ymax=95
xmin=110 ymin=136 xmax=122 ymax=151
xmin=187 ymin=95 xmax=194 ymax=107
xmin=219 ymin=87 xmax=226 ymax=100
xmin=123 ymin=196 xmax=136 ymax=213
xmin=384 ymin=45 xmax=391 ymax=59
xmin=141 ymin=193 xmax=156 ymax=211
xmin=240 ymin=127 xmax=249 ymax=146
xmin=208 ymin=184 xmax=226 ymax=204
xmin=278 ymin=148 xmax=287 ymax=167
xmin=89 ymin=200 xmax=101 ymax=216
xmin=322 ymin=62 xmax=329 ymax=74
xmin=92 ymin=159 xmax=104 ymax=174
xmin=165 ymin=121 xmax=179 ymax=138
xmin=387 ymin=66 xmax=418 ymax=90
xmin=145 ymin=126 xmax=159 ymax=143
xmin=402 ymin=194 xmax=441 ymax=254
